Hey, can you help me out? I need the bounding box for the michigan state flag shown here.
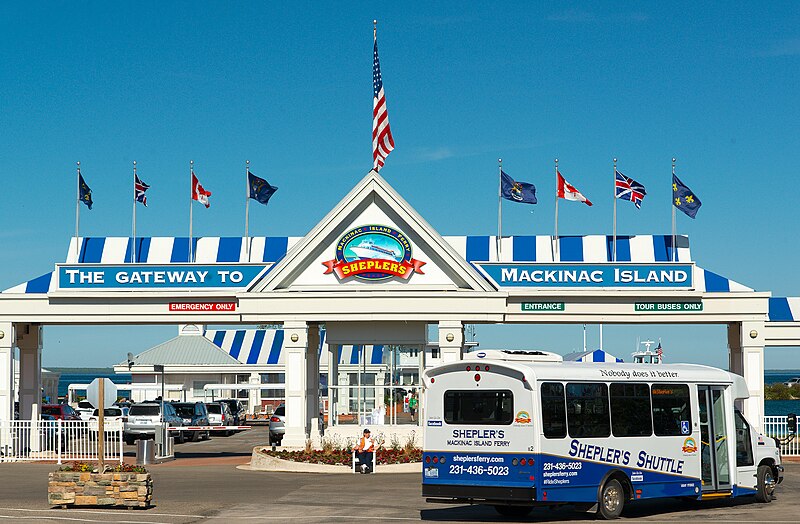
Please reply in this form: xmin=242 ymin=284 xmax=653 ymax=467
xmin=79 ymin=174 xmax=93 ymax=210
xmin=672 ymin=174 xmax=701 ymax=218
xmin=248 ymin=171 xmax=278 ymax=206
xmin=500 ymin=171 xmax=537 ymax=204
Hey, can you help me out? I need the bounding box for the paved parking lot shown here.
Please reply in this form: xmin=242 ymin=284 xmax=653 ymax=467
xmin=0 ymin=427 xmax=797 ymax=523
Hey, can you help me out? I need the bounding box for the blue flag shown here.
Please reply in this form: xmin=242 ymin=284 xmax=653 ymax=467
xmin=500 ymin=171 xmax=537 ymax=204
xmin=78 ymin=174 xmax=93 ymax=210
xmin=248 ymin=171 xmax=278 ymax=206
xmin=672 ymin=174 xmax=701 ymax=218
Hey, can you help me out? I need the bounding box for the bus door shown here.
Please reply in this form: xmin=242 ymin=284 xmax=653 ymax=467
xmin=697 ymin=386 xmax=731 ymax=493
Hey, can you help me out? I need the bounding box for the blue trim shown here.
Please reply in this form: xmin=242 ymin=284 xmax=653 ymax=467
xmin=608 ymin=236 xmax=631 ymax=262
xmin=217 ymin=237 xmax=242 ymax=262
xmin=466 ymin=236 xmax=490 ymax=262
xmin=229 ymin=330 xmax=246 ymax=360
xmin=559 ymin=236 xmax=583 ymax=262
xmin=264 ymin=237 xmax=289 ymax=263
xmin=666 ymin=235 xmax=678 ymax=262
xmin=82 ymin=238 xmax=106 ymax=263
xmin=170 ymin=238 xmax=190 ymax=263
xmin=371 ymin=345 xmax=384 ymax=365
xmin=124 ymin=238 xmax=152 ymax=263
xmin=704 ymin=269 xmax=730 ymax=292
xmin=652 ymin=235 xmax=670 ymax=262
xmin=512 ymin=236 xmax=536 ymax=261
xmin=247 ymin=330 xmax=266 ymax=364
xmin=212 ymin=331 xmax=226 ymax=348
xmin=25 ymin=272 xmax=52 ymax=293
xmin=769 ymin=297 xmax=793 ymax=322
xmin=351 ymin=345 xmax=361 ymax=365
xmin=267 ymin=330 xmax=284 ymax=364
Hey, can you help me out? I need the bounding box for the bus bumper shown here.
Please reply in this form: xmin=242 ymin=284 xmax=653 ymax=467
xmin=423 ymin=483 xmax=536 ymax=504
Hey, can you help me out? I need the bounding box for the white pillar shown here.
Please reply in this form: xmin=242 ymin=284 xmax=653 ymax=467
xmin=438 ymin=321 xmax=464 ymax=363
xmin=283 ymin=321 xmax=310 ymax=447
xmin=0 ymin=323 xmax=13 ymax=422
xmin=307 ymin=324 xmax=322 ymax=445
xmin=248 ymin=372 xmax=260 ymax=414
xmin=18 ymin=324 xmax=42 ymax=420
xmin=730 ymin=321 xmax=765 ymax=432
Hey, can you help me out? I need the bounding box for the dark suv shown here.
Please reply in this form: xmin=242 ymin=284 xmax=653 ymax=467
xmin=216 ymin=399 xmax=246 ymax=425
xmin=172 ymin=402 xmax=210 ymax=441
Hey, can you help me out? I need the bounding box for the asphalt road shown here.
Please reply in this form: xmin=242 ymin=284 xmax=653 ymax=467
xmin=0 ymin=427 xmax=796 ymax=523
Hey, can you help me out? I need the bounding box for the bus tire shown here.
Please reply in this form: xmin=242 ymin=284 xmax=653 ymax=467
xmin=755 ymin=464 xmax=775 ymax=503
xmin=598 ymin=479 xmax=624 ymax=519
xmin=493 ymin=505 xmax=533 ymax=517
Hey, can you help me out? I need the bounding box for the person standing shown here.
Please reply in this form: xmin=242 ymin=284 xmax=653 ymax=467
xmin=409 ymin=392 xmax=418 ymax=422
xmin=354 ymin=428 xmax=376 ymax=473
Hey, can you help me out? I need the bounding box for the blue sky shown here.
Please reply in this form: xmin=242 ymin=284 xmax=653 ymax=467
xmin=1 ymin=2 xmax=799 ymax=368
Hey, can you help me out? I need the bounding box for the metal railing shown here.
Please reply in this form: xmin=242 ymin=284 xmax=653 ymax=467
xmin=762 ymin=416 xmax=799 ymax=456
xmin=0 ymin=420 xmax=123 ymax=464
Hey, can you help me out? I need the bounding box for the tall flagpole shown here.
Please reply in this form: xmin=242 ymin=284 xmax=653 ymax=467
xmin=75 ymin=161 xmax=81 ymax=260
xmin=554 ymin=158 xmax=559 ymax=259
xmin=245 ymin=160 xmax=250 ymax=261
xmin=132 ymin=160 xmax=137 ymax=264
xmin=189 ymin=160 xmax=194 ymax=263
xmin=612 ymin=157 xmax=618 ymax=262
xmin=671 ymin=157 xmax=677 ymax=262
xmin=497 ymin=158 xmax=503 ymax=259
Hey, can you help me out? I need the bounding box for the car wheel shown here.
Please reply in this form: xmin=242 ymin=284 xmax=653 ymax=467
xmin=191 ymin=430 xmax=201 ymax=442
xmin=756 ymin=464 xmax=776 ymax=503
xmin=597 ymin=479 xmax=625 ymax=519
xmin=124 ymin=436 xmax=135 ymax=446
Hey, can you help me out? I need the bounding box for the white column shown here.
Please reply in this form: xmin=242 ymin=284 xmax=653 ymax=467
xmin=438 ymin=321 xmax=464 ymax=363
xmin=282 ymin=321 xmax=310 ymax=447
xmin=18 ymin=324 xmax=42 ymax=420
xmin=328 ymin=342 xmax=338 ymax=426
xmin=731 ymin=321 xmax=765 ymax=432
xmin=248 ymin=372 xmax=260 ymax=415
xmin=307 ymin=324 xmax=321 ymax=445
xmin=0 ymin=323 xmax=13 ymax=422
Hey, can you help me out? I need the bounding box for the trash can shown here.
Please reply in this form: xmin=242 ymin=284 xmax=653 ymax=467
xmin=136 ymin=439 xmax=155 ymax=465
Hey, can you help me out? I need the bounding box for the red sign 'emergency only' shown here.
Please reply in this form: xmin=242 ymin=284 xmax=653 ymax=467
xmin=168 ymin=302 xmax=236 ymax=312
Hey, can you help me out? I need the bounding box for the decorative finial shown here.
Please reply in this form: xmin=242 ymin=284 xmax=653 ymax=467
xmin=133 ymin=160 xmax=137 ymax=166
xmin=76 ymin=161 xmax=80 ymax=167
xmin=672 ymin=157 xmax=676 ymax=163
xmin=613 ymin=157 xmax=617 ymax=163
xmin=373 ymin=19 xmax=377 ymax=26
xmin=555 ymin=158 xmax=559 ymax=163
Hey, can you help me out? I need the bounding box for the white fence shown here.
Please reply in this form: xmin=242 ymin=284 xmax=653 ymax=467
xmin=762 ymin=416 xmax=800 ymax=456
xmin=0 ymin=420 xmax=123 ymax=464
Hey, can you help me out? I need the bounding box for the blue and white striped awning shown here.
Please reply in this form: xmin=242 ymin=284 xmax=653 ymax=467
xmin=768 ymin=297 xmax=800 ymax=322
xmin=564 ymin=349 xmax=624 ymax=363
xmin=205 ymin=329 xmax=388 ymax=366
xmin=2 ymin=234 xmax=751 ymax=294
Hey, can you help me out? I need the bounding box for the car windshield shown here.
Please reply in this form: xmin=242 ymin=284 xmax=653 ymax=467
xmin=274 ymin=405 xmax=285 ymax=416
xmin=92 ymin=408 xmax=122 ymax=417
xmin=129 ymin=405 xmax=160 ymax=416
xmin=42 ymin=406 xmax=61 ymax=416
xmin=172 ymin=405 xmax=195 ymax=418
xmin=78 ymin=401 xmax=94 ymax=409
xmin=206 ymin=404 xmax=222 ymax=414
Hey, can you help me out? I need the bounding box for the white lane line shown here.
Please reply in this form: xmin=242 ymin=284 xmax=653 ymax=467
xmin=0 ymin=508 xmax=419 ymax=522
xmin=0 ymin=515 xmax=173 ymax=524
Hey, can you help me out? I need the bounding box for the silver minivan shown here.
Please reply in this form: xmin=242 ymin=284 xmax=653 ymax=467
xmin=124 ymin=402 xmax=184 ymax=445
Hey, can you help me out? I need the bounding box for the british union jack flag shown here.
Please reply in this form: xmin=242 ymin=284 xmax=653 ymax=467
xmin=615 ymin=170 xmax=646 ymax=209
xmin=135 ymin=174 xmax=150 ymax=207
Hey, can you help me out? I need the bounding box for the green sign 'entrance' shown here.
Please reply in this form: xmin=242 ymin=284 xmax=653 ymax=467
xmin=521 ymin=302 xmax=565 ymax=312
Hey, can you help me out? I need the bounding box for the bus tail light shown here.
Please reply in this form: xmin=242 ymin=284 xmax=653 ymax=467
xmin=474 ymin=373 xmax=481 ymax=382
xmin=484 ymin=365 xmax=490 ymax=371
xmin=433 ymin=456 xmax=439 ymax=464
xmin=425 ymin=456 xmax=431 ymax=463
xmin=520 ymin=458 xmax=527 ymax=466
xmin=466 ymin=365 xmax=471 ymax=371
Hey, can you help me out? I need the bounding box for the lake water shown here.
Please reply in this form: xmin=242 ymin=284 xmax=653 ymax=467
xmin=57 ymin=372 xmax=132 ymax=398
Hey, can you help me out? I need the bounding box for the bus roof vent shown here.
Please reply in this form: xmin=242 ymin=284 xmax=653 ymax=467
xmin=467 ymin=349 xmax=563 ymax=362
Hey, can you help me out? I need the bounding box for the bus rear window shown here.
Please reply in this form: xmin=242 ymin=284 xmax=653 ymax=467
xmin=444 ymin=390 xmax=513 ymax=425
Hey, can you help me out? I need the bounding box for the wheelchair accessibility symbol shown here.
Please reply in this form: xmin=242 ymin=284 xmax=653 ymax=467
xmin=681 ymin=420 xmax=690 ymax=435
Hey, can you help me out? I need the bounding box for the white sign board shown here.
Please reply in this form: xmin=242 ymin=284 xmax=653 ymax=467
xmin=86 ymin=378 xmax=117 ymax=409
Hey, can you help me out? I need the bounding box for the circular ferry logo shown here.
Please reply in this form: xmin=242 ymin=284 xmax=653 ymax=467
xmin=514 ymin=410 xmax=532 ymax=424
xmin=322 ymin=225 xmax=426 ymax=282
xmin=682 ymin=437 xmax=698 ymax=454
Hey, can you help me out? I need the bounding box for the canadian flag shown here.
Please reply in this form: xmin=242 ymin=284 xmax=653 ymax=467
xmin=557 ymin=171 xmax=592 ymax=206
xmin=191 ymin=171 xmax=211 ymax=208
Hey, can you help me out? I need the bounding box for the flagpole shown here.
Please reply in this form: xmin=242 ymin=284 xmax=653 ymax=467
xmin=497 ymin=158 xmax=502 ymax=259
xmin=75 ymin=161 xmax=81 ymax=260
xmin=189 ymin=160 xmax=194 ymax=263
xmin=554 ymin=158 xmax=559 ymax=259
xmin=612 ymin=157 xmax=618 ymax=262
xmin=132 ymin=160 xmax=137 ymax=263
xmin=671 ymin=157 xmax=677 ymax=262
xmin=245 ymin=160 xmax=250 ymax=261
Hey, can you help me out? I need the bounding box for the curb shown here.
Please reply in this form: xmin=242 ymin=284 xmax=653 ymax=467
xmin=245 ymin=448 xmax=422 ymax=474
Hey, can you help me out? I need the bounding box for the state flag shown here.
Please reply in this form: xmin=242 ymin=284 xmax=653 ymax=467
xmin=501 ymin=171 xmax=537 ymax=204
xmin=248 ymin=171 xmax=278 ymax=206
xmin=672 ymin=174 xmax=702 ymax=218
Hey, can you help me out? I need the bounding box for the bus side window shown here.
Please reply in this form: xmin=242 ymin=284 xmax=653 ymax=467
xmin=734 ymin=410 xmax=754 ymax=467
xmin=541 ymin=382 xmax=566 ymax=438
xmin=610 ymin=383 xmax=652 ymax=437
xmin=566 ymin=383 xmax=610 ymax=438
xmin=651 ymin=384 xmax=691 ymax=436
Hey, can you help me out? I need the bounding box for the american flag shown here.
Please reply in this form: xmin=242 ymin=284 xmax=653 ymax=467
xmin=615 ymin=170 xmax=646 ymax=209
xmin=656 ymin=341 xmax=663 ymax=358
xmin=372 ymin=35 xmax=394 ymax=171
xmin=135 ymin=174 xmax=150 ymax=207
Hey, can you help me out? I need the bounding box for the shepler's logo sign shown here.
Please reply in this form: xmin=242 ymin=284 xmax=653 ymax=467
xmin=322 ymin=225 xmax=425 ymax=282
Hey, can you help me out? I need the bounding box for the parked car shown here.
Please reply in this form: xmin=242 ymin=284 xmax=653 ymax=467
xmin=206 ymin=402 xmax=233 ymax=436
xmin=124 ymin=402 xmax=184 ymax=446
xmin=269 ymin=404 xmax=285 ymax=446
xmin=216 ymin=399 xmax=246 ymax=425
xmin=171 ymin=402 xmax=211 ymax=442
xmin=75 ymin=400 xmax=95 ymax=421
xmin=88 ymin=407 xmax=126 ymax=439
xmin=39 ymin=414 xmax=67 ymax=451
xmin=784 ymin=377 xmax=800 ymax=387
xmin=41 ymin=404 xmax=82 ymax=421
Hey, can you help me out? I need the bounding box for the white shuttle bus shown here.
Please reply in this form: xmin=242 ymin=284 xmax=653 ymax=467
xmin=422 ymin=350 xmax=783 ymax=519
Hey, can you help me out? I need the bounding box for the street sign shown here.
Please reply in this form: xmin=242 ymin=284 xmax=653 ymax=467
xmin=86 ymin=378 xmax=117 ymax=408
xmin=521 ymin=302 xmax=565 ymax=312
xmin=634 ymin=302 xmax=703 ymax=312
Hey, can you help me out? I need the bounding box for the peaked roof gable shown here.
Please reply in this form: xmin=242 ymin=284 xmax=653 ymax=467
xmin=252 ymin=170 xmax=494 ymax=292
xmin=119 ymin=334 xmax=241 ymax=366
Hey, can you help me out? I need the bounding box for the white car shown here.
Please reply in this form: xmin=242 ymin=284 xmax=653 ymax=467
xmin=76 ymin=400 xmax=95 ymax=421
xmin=784 ymin=377 xmax=800 ymax=387
xmin=88 ymin=407 xmax=126 ymax=437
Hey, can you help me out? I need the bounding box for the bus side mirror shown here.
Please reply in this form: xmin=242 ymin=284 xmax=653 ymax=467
xmin=788 ymin=413 xmax=797 ymax=435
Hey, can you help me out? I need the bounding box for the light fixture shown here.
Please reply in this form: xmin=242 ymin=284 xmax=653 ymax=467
xmin=291 ymin=333 xmax=299 ymax=342
xmin=0 ymin=330 xmax=4 ymax=339
xmin=749 ymin=330 xmax=758 ymax=339
xmin=446 ymin=333 xmax=454 ymax=342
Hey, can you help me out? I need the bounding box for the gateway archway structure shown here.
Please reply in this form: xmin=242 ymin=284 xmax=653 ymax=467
xmin=0 ymin=171 xmax=796 ymax=445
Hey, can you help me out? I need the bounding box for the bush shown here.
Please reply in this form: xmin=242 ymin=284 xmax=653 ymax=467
xmin=59 ymin=462 xmax=147 ymax=473
xmin=261 ymin=447 xmax=421 ymax=465
xmin=765 ymin=383 xmax=798 ymax=400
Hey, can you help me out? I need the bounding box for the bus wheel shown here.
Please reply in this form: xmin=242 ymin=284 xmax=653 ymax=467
xmin=493 ymin=505 xmax=533 ymax=517
xmin=598 ymin=479 xmax=624 ymax=519
xmin=755 ymin=465 xmax=776 ymax=503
